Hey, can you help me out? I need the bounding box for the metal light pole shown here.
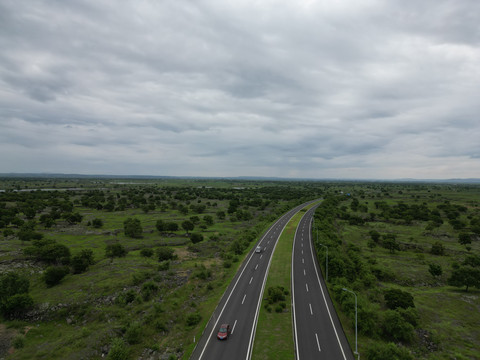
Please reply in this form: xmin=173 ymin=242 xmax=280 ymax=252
xmin=318 ymin=243 xmax=328 ymax=282
xmin=342 ymin=288 xmax=359 ymax=360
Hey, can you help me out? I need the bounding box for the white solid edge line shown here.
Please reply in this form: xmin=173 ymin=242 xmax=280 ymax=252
xmin=308 ymin=217 xmax=348 ymax=360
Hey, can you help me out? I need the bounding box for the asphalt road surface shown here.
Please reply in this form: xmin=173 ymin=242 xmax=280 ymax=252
xmin=190 ymin=201 xmax=315 ymax=360
xmin=292 ymin=206 xmax=355 ymax=360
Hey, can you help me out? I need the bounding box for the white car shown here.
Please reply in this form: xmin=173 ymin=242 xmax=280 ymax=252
xmin=255 ymin=246 xmax=262 ymax=253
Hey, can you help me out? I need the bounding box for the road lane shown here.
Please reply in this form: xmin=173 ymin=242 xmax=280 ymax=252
xmin=292 ymin=206 xmax=354 ymax=360
xmin=190 ymin=201 xmax=316 ymax=360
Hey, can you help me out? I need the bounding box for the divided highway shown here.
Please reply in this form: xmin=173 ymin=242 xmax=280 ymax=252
xmin=190 ymin=201 xmax=315 ymax=360
xmin=292 ymin=206 xmax=354 ymax=360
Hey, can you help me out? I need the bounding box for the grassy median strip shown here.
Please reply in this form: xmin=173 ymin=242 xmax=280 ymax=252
xmin=252 ymin=203 xmax=318 ymax=360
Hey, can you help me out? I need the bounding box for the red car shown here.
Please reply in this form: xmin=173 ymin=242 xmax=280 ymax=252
xmin=217 ymin=324 xmax=231 ymax=340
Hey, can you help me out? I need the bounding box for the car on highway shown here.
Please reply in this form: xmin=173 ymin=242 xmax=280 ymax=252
xmin=217 ymin=324 xmax=231 ymax=340
xmin=255 ymin=246 xmax=262 ymax=253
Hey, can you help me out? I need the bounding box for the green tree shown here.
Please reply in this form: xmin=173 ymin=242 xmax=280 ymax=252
xmin=71 ymin=249 xmax=94 ymax=274
xmin=0 ymin=272 xmax=33 ymax=318
xmin=64 ymin=212 xmax=83 ymax=225
xmin=203 ymin=215 xmax=214 ymax=226
xmin=105 ymin=243 xmax=127 ymax=261
xmin=156 ymin=219 xmax=166 ymax=232
xmin=23 ymin=239 xmax=71 ymax=264
xmin=382 ymin=234 xmax=400 ymax=254
xmin=216 ymin=210 xmax=226 ymax=220
xmin=124 ymin=218 xmax=143 ymax=238
xmin=458 ymin=232 xmax=472 ymax=246
xmin=448 ymin=266 xmax=480 ymax=292
xmin=428 ymin=263 xmax=443 ymax=278
xmin=182 ymin=220 xmax=194 ymax=234
xmin=166 ymin=222 xmax=178 ymax=232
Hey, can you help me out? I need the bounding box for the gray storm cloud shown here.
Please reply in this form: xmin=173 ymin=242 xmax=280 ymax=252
xmin=1 ymin=0 xmax=479 ymax=178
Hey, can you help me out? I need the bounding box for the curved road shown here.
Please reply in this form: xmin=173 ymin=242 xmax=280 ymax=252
xmin=190 ymin=201 xmax=315 ymax=360
xmin=292 ymin=206 xmax=355 ymax=360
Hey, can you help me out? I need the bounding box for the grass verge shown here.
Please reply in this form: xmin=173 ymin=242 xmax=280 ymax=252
xmin=252 ymin=203 xmax=318 ymax=360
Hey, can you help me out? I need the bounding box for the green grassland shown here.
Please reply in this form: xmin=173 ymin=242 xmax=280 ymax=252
xmin=1 ymin=179 xmax=479 ymax=359
xmin=0 ymin=178 xmax=324 ymax=359
xmin=312 ymin=183 xmax=480 ymax=360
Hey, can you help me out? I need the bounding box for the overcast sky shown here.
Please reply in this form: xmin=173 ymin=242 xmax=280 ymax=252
xmin=1 ymin=0 xmax=480 ymax=179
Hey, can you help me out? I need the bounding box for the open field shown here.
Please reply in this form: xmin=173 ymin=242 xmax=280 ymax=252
xmin=1 ymin=179 xmax=479 ymax=359
xmin=0 ymin=177 xmax=323 ymax=359
xmin=312 ymin=183 xmax=480 ymax=359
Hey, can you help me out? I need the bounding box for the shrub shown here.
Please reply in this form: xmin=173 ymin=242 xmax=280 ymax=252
xmin=384 ymin=288 xmax=415 ymax=310
xmin=157 ymin=247 xmax=175 ymax=262
xmin=125 ymin=322 xmax=142 ymax=344
xmin=397 ymin=307 xmax=419 ymax=327
xmin=124 ymin=217 xmax=143 ymax=238
xmin=12 ymin=335 xmax=25 ymax=349
xmin=365 ymin=342 xmax=413 ymax=360
xmin=92 ymin=218 xmax=103 ymax=228
xmin=0 ymin=293 xmax=34 ymax=318
xmin=140 ymin=248 xmax=154 ymax=257
xmin=430 ymin=241 xmax=445 ymax=256
xmin=382 ymin=309 xmax=415 ymax=343
xmin=428 ymin=263 xmax=442 ymax=278
xmin=106 ymin=243 xmax=127 ymax=259
xmin=186 ymin=312 xmax=201 ymax=326
xmin=155 ymin=320 xmax=168 ymax=332
xmin=266 ymin=286 xmax=287 ymax=304
xmin=0 ymin=273 xmax=33 ymax=317
xmin=158 ymin=261 xmax=170 ymax=271
xmin=142 ymin=281 xmax=159 ymax=301
xmin=190 ymin=233 xmax=204 ymax=244
xmin=44 ymin=266 xmax=70 ymax=287
xmin=117 ymin=289 xmax=137 ymax=305
xmin=357 ymin=304 xmax=381 ymax=336
xmin=107 ymin=338 xmax=129 ymax=360
xmin=23 ymin=239 xmax=71 ymax=264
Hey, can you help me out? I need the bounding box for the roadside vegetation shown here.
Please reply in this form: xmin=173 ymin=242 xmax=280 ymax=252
xmin=0 ymin=177 xmax=323 ymax=359
xmin=312 ymin=183 xmax=480 ymax=360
